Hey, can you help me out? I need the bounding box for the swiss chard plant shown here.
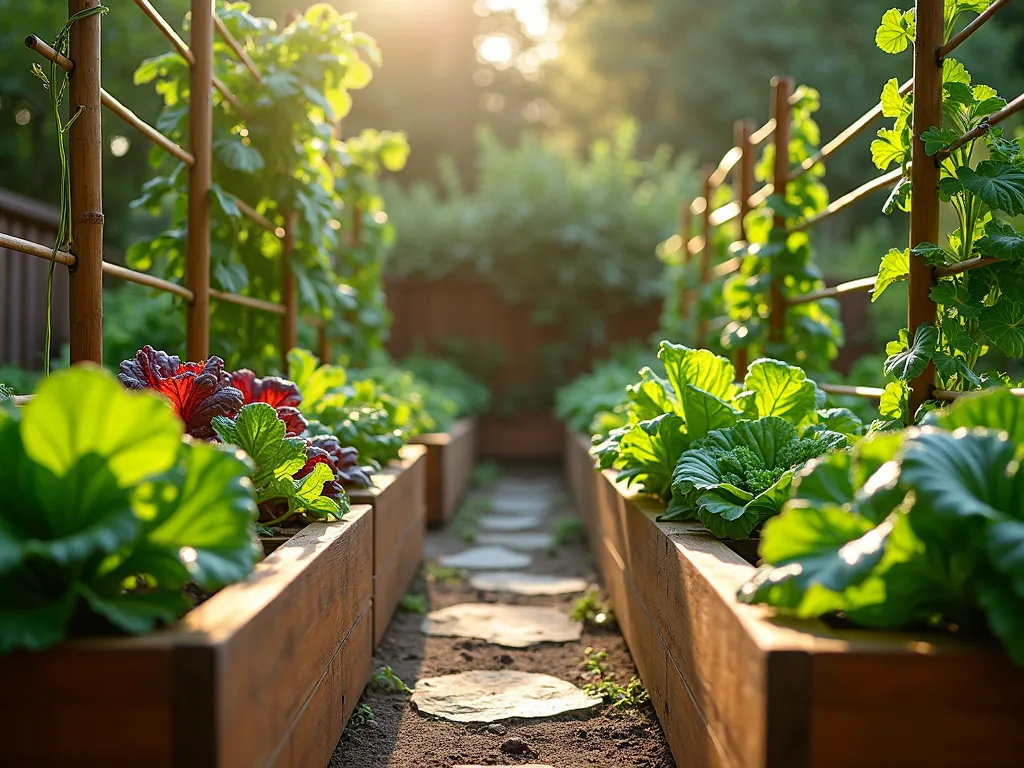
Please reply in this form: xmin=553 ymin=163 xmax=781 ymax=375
xmin=0 ymin=367 xmax=259 ymax=653
xmin=592 ymin=341 xmax=859 ymax=511
xmin=130 ymin=2 xmax=409 ymax=371
xmin=870 ymin=1 xmax=1023 ymax=419
xmin=723 ymin=87 xmax=842 ymax=373
xmin=739 ymin=388 xmax=1024 ymax=665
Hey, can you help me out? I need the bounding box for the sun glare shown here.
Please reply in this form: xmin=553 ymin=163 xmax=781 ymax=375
xmin=478 ymin=35 xmax=515 ymax=66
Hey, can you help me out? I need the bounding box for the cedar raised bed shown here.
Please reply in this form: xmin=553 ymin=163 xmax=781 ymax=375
xmin=410 ymin=417 xmax=477 ymax=527
xmin=2 ymin=507 xmax=374 ymax=768
xmin=349 ymin=444 xmax=428 ymax=646
xmin=565 ymin=430 xmax=1024 ymax=768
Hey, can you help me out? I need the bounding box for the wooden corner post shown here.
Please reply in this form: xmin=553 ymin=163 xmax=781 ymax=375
xmin=679 ymin=200 xmax=692 ymax=323
xmin=281 ymin=211 xmax=299 ymax=370
xmin=695 ymin=167 xmax=714 ymax=348
xmin=735 ymin=119 xmax=755 ymax=376
xmin=68 ymin=0 xmax=104 ymax=364
xmin=187 ymin=0 xmax=214 ymax=360
xmin=908 ymin=0 xmax=943 ymax=418
xmin=769 ymin=76 xmax=793 ymax=347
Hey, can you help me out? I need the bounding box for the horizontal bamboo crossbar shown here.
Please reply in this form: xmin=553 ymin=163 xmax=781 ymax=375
xmin=790 ymin=79 xmax=913 ymax=183
xmin=750 ymin=119 xmax=775 ymax=146
xmin=938 ymin=0 xmax=1011 ymax=59
xmin=233 ymin=196 xmax=283 ymax=235
xmin=211 ymin=289 xmax=286 ymax=315
xmin=818 ymin=383 xmax=885 ymax=400
xmin=133 ymin=0 xmax=250 ymax=119
xmin=0 ymin=232 xmax=75 ymax=265
xmin=934 ymin=387 xmax=1024 ymax=401
xmin=687 ymin=235 xmax=705 ymax=256
xmin=26 ymin=35 xmax=195 ymax=166
xmin=710 ymin=201 xmax=740 ymax=227
xmin=713 ymin=256 xmax=742 ymax=277
xmin=786 ymin=276 xmax=877 ymax=306
xmin=944 ymin=92 xmax=1024 ymax=155
xmin=788 ymin=167 xmax=904 ymax=233
xmin=935 ymin=256 xmax=1001 ymax=277
xmin=214 ymin=14 xmax=262 ymax=83
xmin=710 ymin=148 xmax=742 ymax=188
xmin=102 ymin=262 xmax=195 ymax=301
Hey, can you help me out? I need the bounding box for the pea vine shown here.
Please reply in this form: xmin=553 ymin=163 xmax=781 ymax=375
xmin=131 ymin=2 xmax=409 ymax=372
xmin=870 ymin=0 xmax=1024 ymax=421
xmin=723 ymin=86 xmax=842 ymax=373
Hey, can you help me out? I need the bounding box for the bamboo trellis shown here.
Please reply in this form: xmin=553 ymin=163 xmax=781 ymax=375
xmin=678 ymin=0 xmax=1023 ymax=420
xmin=6 ymin=0 xmax=339 ymax=370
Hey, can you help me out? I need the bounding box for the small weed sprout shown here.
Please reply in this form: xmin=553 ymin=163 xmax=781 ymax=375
xmin=580 ymin=647 xmax=649 ymax=709
xmin=472 ymin=461 xmax=500 ymax=487
xmin=399 ymin=592 xmax=427 ymax=614
xmin=550 ymin=517 xmax=586 ymax=550
xmin=349 ymin=703 xmax=374 ymax=727
xmin=571 ymin=590 xmax=616 ymax=628
xmin=372 ymin=666 xmax=412 ymax=694
xmin=424 ymin=561 xmax=464 ymax=585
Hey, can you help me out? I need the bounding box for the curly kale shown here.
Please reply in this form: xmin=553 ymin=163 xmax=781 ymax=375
xmin=712 ymin=437 xmax=837 ymax=497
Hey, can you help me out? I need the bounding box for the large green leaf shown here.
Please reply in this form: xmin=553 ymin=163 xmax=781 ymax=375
xmin=976 ymin=575 xmax=1024 ymax=665
xmin=883 ymin=324 xmax=937 ymax=381
xmin=212 ymin=403 xmax=307 ymax=489
xmin=287 ymin=348 xmax=346 ymax=413
xmin=743 ymin=359 xmax=818 ymax=425
xmin=928 ymin=387 xmax=1024 ymax=446
xmin=628 ymin=368 xmax=676 ymax=420
xmin=681 ymin=384 xmax=740 ymax=441
xmin=958 ymin=161 xmax=1024 ymax=216
xmin=614 ymin=413 xmax=687 ymax=501
xmin=930 ymin=281 xmax=981 ymax=320
xmin=213 ymin=136 xmax=265 ymax=174
xmin=873 ymin=248 xmax=909 ymax=302
xmin=977 ymin=219 xmax=1024 ymax=261
xmin=987 ymin=520 xmax=1024 ymax=599
xmin=980 ymin=300 xmax=1024 ymax=357
xmin=876 ymin=9 xmax=916 ymax=54
xmin=658 ymin=342 xmax=737 ymax=404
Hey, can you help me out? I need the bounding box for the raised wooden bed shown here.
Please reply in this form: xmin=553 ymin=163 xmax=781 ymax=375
xmin=349 ymin=444 xmax=428 ymax=646
xmin=566 ymin=429 xmax=1024 ymax=768
xmin=410 ymin=417 xmax=477 ymax=527
xmin=2 ymin=507 xmax=374 ymax=768
xmin=479 ymin=411 xmax=564 ymax=460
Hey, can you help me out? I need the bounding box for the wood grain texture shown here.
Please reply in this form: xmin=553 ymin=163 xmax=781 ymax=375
xmin=411 ymin=418 xmax=477 ymax=527
xmin=349 ymin=445 xmax=428 ymax=646
xmin=0 ymin=508 xmax=373 ymax=768
xmin=565 ymin=424 xmax=1024 ymax=768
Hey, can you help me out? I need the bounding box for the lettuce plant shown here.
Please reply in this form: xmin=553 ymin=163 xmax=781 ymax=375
xmin=739 ymin=388 xmax=1024 ymax=664
xmin=592 ymin=342 xmax=858 ymax=506
xmin=231 ymin=369 xmax=307 ymax=437
xmin=0 ymin=367 xmax=259 ymax=653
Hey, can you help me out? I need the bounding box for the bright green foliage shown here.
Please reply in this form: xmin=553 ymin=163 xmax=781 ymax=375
xmin=592 ymin=342 xmax=857 ymax=506
xmin=671 ymin=417 xmax=848 ymax=539
xmin=722 ymin=87 xmax=842 ymax=373
xmin=398 ymin=354 xmax=491 ymax=425
xmin=130 ymin=3 xmax=408 ymax=371
xmin=739 ymin=388 xmax=1024 ymax=665
xmin=571 ymin=591 xmax=616 ymax=628
xmin=0 ymin=368 xmax=259 ymax=654
xmin=554 ymin=345 xmax=660 ymax=435
xmin=212 ymin=403 xmax=346 ymax=524
xmin=580 ymin=647 xmax=649 ymax=709
xmin=372 ymin=665 xmax=411 ymax=694
xmin=872 ymin=2 xmax=1024 ymax=405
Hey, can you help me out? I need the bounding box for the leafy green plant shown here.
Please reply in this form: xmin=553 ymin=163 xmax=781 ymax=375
xmin=423 ymin=561 xmax=463 ymax=585
xmin=399 ymin=592 xmax=426 ymax=614
xmin=349 ymin=703 xmax=374 ymax=727
xmin=671 ymin=417 xmax=848 ymax=538
xmin=571 ymin=590 xmax=616 ymax=628
xmin=580 ymin=647 xmax=649 ymax=709
xmin=592 ymin=342 xmax=857 ymax=506
xmin=471 ymin=461 xmax=501 ymax=488
xmin=555 ymin=344 xmax=660 ymax=435
xmin=724 ymin=86 xmax=842 ymax=372
xmin=739 ymin=388 xmax=1024 ymax=664
xmin=372 ymin=665 xmax=412 ymax=694
xmin=399 ymin=354 xmax=491 ymax=424
xmin=130 ymin=3 xmax=408 ymax=371
xmin=0 ymin=367 xmax=259 ymax=653
xmin=869 ymin=2 xmax=1023 ymax=418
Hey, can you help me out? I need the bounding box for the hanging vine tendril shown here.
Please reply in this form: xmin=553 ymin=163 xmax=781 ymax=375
xmin=31 ymin=5 xmax=108 ymax=377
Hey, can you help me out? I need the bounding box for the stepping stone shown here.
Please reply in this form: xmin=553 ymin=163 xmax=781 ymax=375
xmin=475 ymin=532 xmax=555 ymax=551
xmin=479 ymin=514 xmax=542 ymax=532
xmin=437 ymin=546 xmax=531 ymax=570
xmin=490 ymin=496 xmax=552 ymax=515
xmin=469 ymin=571 xmax=590 ymax=596
xmin=413 ymin=670 xmax=602 ymax=723
xmin=422 ymin=603 xmax=581 ymax=647
xmin=455 ymin=765 xmax=554 ymax=768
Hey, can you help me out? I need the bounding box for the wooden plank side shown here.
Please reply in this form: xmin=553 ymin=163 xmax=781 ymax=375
xmin=421 ymin=440 xmax=444 ymax=526
xmin=2 ymin=646 xmax=175 ymax=767
xmin=438 ymin=418 xmax=476 ymax=524
xmin=267 ymin=604 xmax=373 ymax=768
xmin=373 ymin=503 xmax=427 ymax=646
xmin=177 ymin=509 xmax=373 ymax=768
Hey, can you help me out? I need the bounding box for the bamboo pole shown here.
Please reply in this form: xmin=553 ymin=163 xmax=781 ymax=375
xmin=734 ymin=119 xmax=755 ymax=377
xmin=695 ymin=167 xmax=713 ymax=347
xmin=907 ymin=0 xmax=943 ymax=418
xmin=317 ymin=324 xmax=331 ymax=364
xmin=768 ymin=76 xmax=793 ymax=347
xmin=679 ymin=200 xmax=692 ymax=325
xmin=186 ymin=0 xmax=213 ymax=360
xmin=281 ymin=210 xmax=299 ymax=370
xmin=68 ymin=0 xmax=104 ymax=365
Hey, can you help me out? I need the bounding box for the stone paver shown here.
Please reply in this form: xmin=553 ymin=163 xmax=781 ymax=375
xmin=412 ymin=670 xmax=602 ymax=723
xmin=422 ymin=603 xmax=581 ymax=647
xmin=437 ymin=546 xmax=531 ymax=570
xmin=478 ymin=514 xmax=543 ymax=532
xmin=490 ymin=496 xmax=552 ymax=515
xmin=469 ymin=571 xmax=590 ymax=596
xmin=475 ymin=532 xmax=555 ymax=550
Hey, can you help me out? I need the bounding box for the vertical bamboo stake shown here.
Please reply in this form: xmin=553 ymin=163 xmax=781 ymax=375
xmin=68 ymin=0 xmax=103 ymax=364
xmin=317 ymin=324 xmax=331 ymax=364
xmin=186 ymin=0 xmax=213 ymax=361
xmin=908 ymin=0 xmax=943 ymax=419
xmin=281 ymin=211 xmax=298 ymax=370
xmin=679 ymin=200 xmax=692 ymax=325
xmin=734 ymin=119 xmax=755 ymax=377
xmin=768 ymin=76 xmax=793 ymax=347
xmin=695 ymin=167 xmax=713 ymax=348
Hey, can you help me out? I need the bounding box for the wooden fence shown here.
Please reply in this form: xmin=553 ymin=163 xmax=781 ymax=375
xmin=682 ymin=0 xmax=1023 ymax=419
xmin=2 ymin=0 xmax=332 ymax=372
